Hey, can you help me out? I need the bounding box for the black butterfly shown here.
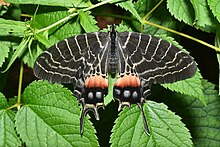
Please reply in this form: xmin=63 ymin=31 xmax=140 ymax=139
xmin=34 ymin=25 xmax=197 ymax=135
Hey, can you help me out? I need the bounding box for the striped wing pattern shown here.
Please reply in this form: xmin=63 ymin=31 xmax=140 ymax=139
xmin=34 ymin=26 xmax=197 ymax=135
xmin=117 ymin=32 xmax=196 ymax=84
xmin=34 ymin=32 xmax=109 ymax=84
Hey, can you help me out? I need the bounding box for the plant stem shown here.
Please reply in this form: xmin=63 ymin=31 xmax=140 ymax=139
xmin=143 ymin=20 xmax=220 ymax=52
xmin=17 ymin=61 xmax=24 ymax=110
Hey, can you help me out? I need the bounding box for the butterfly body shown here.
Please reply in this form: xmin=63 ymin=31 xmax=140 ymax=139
xmin=34 ymin=25 xmax=197 ymax=135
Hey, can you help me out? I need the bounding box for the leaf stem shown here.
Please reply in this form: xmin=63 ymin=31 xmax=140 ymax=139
xmin=143 ymin=20 xmax=220 ymax=52
xmin=143 ymin=0 xmax=164 ymax=21
xmin=36 ymin=0 xmax=111 ymax=33
xmin=17 ymin=61 xmax=24 ymax=110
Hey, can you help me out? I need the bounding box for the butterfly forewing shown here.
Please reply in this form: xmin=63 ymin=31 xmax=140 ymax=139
xmin=34 ymin=32 xmax=109 ymax=84
xmin=117 ymin=32 xmax=197 ymax=84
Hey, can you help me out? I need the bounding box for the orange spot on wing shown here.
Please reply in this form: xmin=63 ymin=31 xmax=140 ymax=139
xmin=114 ymin=75 xmax=140 ymax=88
xmin=85 ymin=75 xmax=108 ymax=88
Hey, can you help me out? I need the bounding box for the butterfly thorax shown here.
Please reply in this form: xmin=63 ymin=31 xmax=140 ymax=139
xmin=109 ymin=26 xmax=118 ymax=75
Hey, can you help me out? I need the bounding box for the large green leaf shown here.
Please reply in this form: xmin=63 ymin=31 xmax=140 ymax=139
xmin=110 ymin=101 xmax=193 ymax=146
xmin=15 ymin=80 xmax=98 ymax=146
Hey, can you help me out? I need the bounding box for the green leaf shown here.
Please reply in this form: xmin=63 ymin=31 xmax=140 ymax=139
xmin=0 ymin=18 xmax=26 ymax=33
xmin=5 ymin=0 xmax=92 ymax=8
xmin=0 ymin=110 xmax=21 ymax=146
xmin=163 ymin=71 xmax=205 ymax=104
xmin=2 ymin=37 xmax=30 ymax=73
xmin=190 ymin=0 xmax=218 ymax=32
xmin=116 ymin=0 xmax=142 ymax=22
xmin=110 ymin=101 xmax=193 ymax=146
xmin=0 ymin=41 xmax=10 ymax=67
xmin=15 ymin=80 xmax=98 ymax=146
xmin=79 ymin=10 xmax=99 ymax=33
xmin=208 ymin=0 xmax=220 ymax=23
xmin=168 ymin=80 xmax=220 ymax=146
xmin=167 ymin=0 xmax=195 ymax=25
xmin=0 ymin=93 xmax=8 ymax=109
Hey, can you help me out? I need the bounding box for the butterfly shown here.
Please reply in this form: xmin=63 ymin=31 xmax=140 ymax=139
xmin=34 ymin=24 xmax=197 ymax=135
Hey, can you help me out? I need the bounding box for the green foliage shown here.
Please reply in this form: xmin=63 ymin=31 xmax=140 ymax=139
xmin=167 ymin=0 xmax=219 ymax=32
xmin=166 ymin=80 xmax=220 ymax=146
xmin=110 ymin=101 xmax=193 ymax=146
xmin=0 ymin=0 xmax=219 ymax=146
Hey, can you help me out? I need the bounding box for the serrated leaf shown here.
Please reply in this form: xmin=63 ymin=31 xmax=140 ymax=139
xmin=0 ymin=93 xmax=8 ymax=109
xmin=190 ymin=0 xmax=218 ymax=32
xmin=168 ymin=80 xmax=220 ymax=146
xmin=0 ymin=18 xmax=26 ymax=33
xmin=163 ymin=71 xmax=205 ymax=104
xmin=5 ymin=0 xmax=92 ymax=8
xmin=2 ymin=37 xmax=29 ymax=73
xmin=0 ymin=110 xmax=21 ymax=146
xmin=167 ymin=0 xmax=195 ymax=25
xmin=110 ymin=101 xmax=193 ymax=146
xmin=0 ymin=41 xmax=10 ymax=67
xmin=208 ymin=0 xmax=220 ymax=23
xmin=116 ymin=0 xmax=142 ymax=22
xmin=79 ymin=10 xmax=99 ymax=33
xmin=15 ymin=80 xmax=98 ymax=146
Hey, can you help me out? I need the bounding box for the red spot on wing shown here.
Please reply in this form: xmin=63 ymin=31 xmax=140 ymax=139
xmin=114 ymin=75 xmax=140 ymax=88
xmin=85 ymin=75 xmax=108 ymax=88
